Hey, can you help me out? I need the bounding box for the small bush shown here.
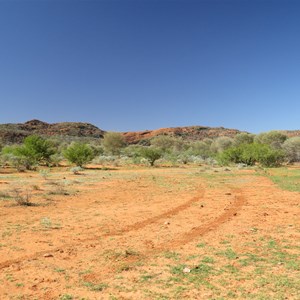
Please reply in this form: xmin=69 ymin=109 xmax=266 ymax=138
xmin=70 ymin=166 xmax=83 ymax=175
xmin=139 ymin=147 xmax=162 ymax=166
xmin=63 ymin=142 xmax=95 ymax=167
xmin=49 ymin=153 xmax=63 ymax=167
xmin=11 ymin=188 xmax=32 ymax=206
xmin=39 ymin=169 xmax=50 ymax=180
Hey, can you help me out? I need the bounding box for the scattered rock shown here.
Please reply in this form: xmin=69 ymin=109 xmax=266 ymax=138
xmin=43 ymin=253 xmax=53 ymax=258
xmin=164 ymin=221 xmax=170 ymax=225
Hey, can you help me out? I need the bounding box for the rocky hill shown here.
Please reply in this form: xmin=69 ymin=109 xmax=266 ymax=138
xmin=0 ymin=119 xmax=105 ymax=144
xmin=0 ymin=119 xmax=299 ymax=145
xmin=122 ymin=126 xmax=244 ymax=144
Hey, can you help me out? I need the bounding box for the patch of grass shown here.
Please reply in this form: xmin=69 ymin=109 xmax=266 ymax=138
xmin=40 ymin=217 xmax=61 ymax=230
xmin=117 ymin=263 xmax=132 ymax=272
xmin=140 ymin=274 xmax=154 ymax=282
xmin=104 ymin=249 xmax=139 ymax=262
xmin=222 ymin=264 xmax=239 ymax=274
xmin=83 ymin=281 xmax=108 ymax=291
xmin=201 ymin=256 xmax=215 ymax=264
xmin=54 ymin=268 xmax=66 ymax=273
xmin=78 ymin=268 xmax=92 ymax=276
xmin=0 ymin=191 xmax=13 ymax=200
xmin=239 ymin=253 xmax=266 ymax=267
xmin=15 ymin=282 xmax=24 ymax=287
xmin=220 ymin=240 xmax=230 ymax=245
xmin=60 ymin=295 xmax=73 ymax=300
xmin=48 ymin=187 xmax=70 ymax=196
xmin=267 ymin=168 xmax=300 ymax=192
xmin=216 ymin=248 xmax=238 ymax=260
xmin=31 ymin=184 xmax=41 ymax=190
xmin=163 ymin=251 xmax=181 ymax=261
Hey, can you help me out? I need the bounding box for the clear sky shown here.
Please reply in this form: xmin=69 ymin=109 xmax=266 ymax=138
xmin=0 ymin=0 xmax=299 ymax=133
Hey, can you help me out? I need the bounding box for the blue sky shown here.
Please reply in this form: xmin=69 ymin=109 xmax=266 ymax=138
xmin=0 ymin=0 xmax=299 ymax=133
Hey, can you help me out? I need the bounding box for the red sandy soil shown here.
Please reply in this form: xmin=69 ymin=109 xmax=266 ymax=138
xmin=0 ymin=166 xmax=299 ymax=299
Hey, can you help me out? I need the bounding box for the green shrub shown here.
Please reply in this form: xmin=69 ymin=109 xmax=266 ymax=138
xmin=217 ymin=143 xmax=285 ymax=167
xmin=70 ymin=166 xmax=84 ymax=175
xmin=21 ymin=135 xmax=55 ymax=164
xmin=1 ymin=135 xmax=55 ymax=170
xmin=2 ymin=146 xmax=37 ymax=170
xmin=139 ymin=147 xmax=162 ymax=166
xmin=63 ymin=142 xmax=95 ymax=167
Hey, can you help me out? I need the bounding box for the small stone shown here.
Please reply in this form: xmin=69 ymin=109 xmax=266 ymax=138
xmin=183 ymin=267 xmax=191 ymax=273
xmin=43 ymin=253 xmax=53 ymax=258
xmin=164 ymin=221 xmax=170 ymax=225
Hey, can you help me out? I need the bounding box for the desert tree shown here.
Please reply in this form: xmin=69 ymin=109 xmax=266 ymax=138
xmin=63 ymin=142 xmax=95 ymax=167
xmin=1 ymin=135 xmax=55 ymax=170
xmin=139 ymin=147 xmax=162 ymax=166
xmin=102 ymin=132 xmax=126 ymax=155
xmin=282 ymin=137 xmax=300 ymax=162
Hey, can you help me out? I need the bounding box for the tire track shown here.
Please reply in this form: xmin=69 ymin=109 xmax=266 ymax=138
xmin=0 ymin=187 xmax=205 ymax=270
xmin=117 ymin=188 xmax=205 ymax=234
xmin=84 ymin=187 xmax=247 ymax=280
xmin=158 ymin=187 xmax=245 ymax=249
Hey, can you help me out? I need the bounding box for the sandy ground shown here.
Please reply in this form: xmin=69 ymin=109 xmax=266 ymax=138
xmin=0 ymin=166 xmax=299 ymax=299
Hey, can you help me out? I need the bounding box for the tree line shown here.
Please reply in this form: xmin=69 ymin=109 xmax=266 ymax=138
xmin=0 ymin=130 xmax=299 ymax=171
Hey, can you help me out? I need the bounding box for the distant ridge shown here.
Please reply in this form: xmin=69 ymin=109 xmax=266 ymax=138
xmin=0 ymin=119 xmax=299 ymax=144
xmin=122 ymin=126 xmax=245 ymax=144
xmin=0 ymin=119 xmax=105 ymax=143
